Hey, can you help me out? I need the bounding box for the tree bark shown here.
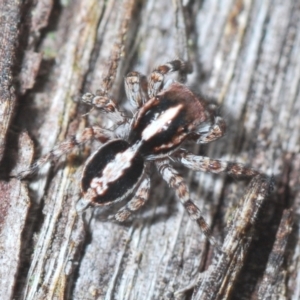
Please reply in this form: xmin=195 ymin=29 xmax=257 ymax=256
xmin=0 ymin=0 xmax=299 ymax=299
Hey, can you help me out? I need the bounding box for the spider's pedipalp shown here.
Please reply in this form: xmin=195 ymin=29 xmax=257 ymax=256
xmin=114 ymin=175 xmax=150 ymax=222
xmin=148 ymin=59 xmax=192 ymax=98
xmin=124 ymin=71 xmax=148 ymax=108
xmin=16 ymin=127 xmax=114 ymax=179
xmin=173 ymin=149 xmax=260 ymax=178
xmin=156 ymin=159 xmax=217 ymax=246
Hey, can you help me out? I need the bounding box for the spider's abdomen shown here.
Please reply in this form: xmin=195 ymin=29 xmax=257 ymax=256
xmin=129 ymin=82 xmax=210 ymax=158
xmin=81 ymin=139 xmax=144 ymax=205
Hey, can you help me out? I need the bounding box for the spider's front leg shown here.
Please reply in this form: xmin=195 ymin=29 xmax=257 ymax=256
xmin=16 ymin=126 xmax=114 ymax=179
xmin=81 ymin=92 xmax=125 ymax=125
xmin=124 ymin=71 xmax=149 ymax=109
xmin=123 ymin=59 xmax=192 ymax=109
xmin=156 ymin=159 xmax=218 ymax=246
xmin=172 ymin=149 xmax=260 ymax=178
xmin=148 ymin=59 xmax=192 ymax=98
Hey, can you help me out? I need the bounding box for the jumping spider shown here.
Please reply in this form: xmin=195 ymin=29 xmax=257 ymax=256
xmin=18 ymin=59 xmax=260 ymax=245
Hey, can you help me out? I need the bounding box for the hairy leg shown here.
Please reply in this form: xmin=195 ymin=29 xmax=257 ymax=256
xmin=148 ymin=59 xmax=192 ymax=98
xmin=112 ymin=175 xmax=151 ymax=221
xmin=81 ymin=93 xmax=125 ymax=125
xmin=172 ymin=149 xmax=259 ymax=178
xmin=156 ymin=158 xmax=218 ymax=246
xmin=194 ymin=116 xmax=226 ymax=144
xmin=124 ymin=71 xmax=148 ymax=108
xmin=16 ymin=127 xmax=114 ymax=179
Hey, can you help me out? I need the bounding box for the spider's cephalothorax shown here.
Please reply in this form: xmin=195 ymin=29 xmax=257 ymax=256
xmin=128 ymin=82 xmax=213 ymax=158
xmin=18 ymin=60 xmax=260 ymax=244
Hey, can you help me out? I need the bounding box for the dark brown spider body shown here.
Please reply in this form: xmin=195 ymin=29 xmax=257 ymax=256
xmin=81 ymin=82 xmax=216 ymax=205
xmin=129 ymin=82 xmax=212 ymax=158
xmin=81 ymin=139 xmax=144 ymax=205
xmin=17 ymin=59 xmax=259 ymax=243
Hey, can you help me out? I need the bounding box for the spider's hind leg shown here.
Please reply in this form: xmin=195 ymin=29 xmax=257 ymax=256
xmin=156 ymin=158 xmax=218 ymax=246
xmin=112 ymin=175 xmax=151 ymax=222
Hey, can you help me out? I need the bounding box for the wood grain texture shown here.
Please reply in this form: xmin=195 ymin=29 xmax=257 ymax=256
xmin=0 ymin=0 xmax=299 ymax=299
xmin=0 ymin=0 xmax=22 ymax=161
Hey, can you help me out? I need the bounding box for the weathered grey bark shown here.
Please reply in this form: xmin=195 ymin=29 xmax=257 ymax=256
xmin=0 ymin=0 xmax=299 ymax=299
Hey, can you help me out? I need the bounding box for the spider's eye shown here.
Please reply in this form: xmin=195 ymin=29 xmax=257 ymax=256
xmin=81 ymin=139 xmax=144 ymax=205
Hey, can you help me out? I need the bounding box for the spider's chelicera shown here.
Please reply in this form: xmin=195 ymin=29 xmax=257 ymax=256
xmin=18 ymin=60 xmax=260 ymax=244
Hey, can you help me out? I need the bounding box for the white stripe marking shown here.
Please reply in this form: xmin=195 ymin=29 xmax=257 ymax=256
xmin=90 ymin=147 xmax=137 ymax=195
xmin=142 ymin=105 xmax=182 ymax=141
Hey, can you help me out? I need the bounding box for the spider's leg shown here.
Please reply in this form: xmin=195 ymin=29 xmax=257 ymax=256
xmin=16 ymin=127 xmax=114 ymax=179
xmin=124 ymin=71 xmax=148 ymax=109
xmin=172 ymin=150 xmax=260 ymax=178
xmin=194 ymin=115 xmax=227 ymax=144
xmin=113 ymin=175 xmax=150 ymax=222
xmin=148 ymin=59 xmax=192 ymax=98
xmin=81 ymin=93 xmax=125 ymax=124
xmin=156 ymin=159 xmax=218 ymax=246
xmin=80 ymin=3 xmax=133 ymax=124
